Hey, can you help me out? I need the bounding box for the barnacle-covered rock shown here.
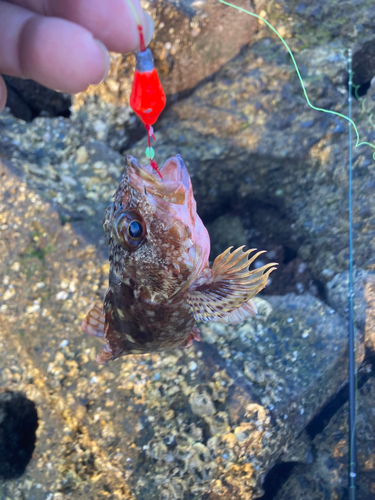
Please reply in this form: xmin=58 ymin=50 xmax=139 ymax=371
xmin=0 ymin=161 xmax=367 ymax=499
xmin=189 ymin=386 xmax=216 ymax=417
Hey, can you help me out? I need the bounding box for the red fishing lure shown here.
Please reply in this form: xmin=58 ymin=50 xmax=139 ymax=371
xmin=129 ymin=24 xmax=166 ymax=178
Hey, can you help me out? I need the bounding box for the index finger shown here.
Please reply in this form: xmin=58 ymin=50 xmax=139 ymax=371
xmin=7 ymin=0 xmax=154 ymax=53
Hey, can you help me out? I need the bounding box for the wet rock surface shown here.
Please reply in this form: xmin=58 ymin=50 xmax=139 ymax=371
xmin=365 ymin=276 xmax=375 ymax=354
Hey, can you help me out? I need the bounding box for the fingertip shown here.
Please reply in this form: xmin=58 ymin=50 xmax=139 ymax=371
xmin=143 ymin=12 xmax=154 ymax=48
xmin=19 ymin=17 xmax=112 ymax=94
xmin=93 ymin=39 xmax=110 ymax=84
xmin=0 ymin=75 xmax=7 ymax=113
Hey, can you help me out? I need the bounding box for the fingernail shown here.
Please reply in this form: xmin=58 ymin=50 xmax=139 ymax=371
xmin=143 ymin=12 xmax=155 ymax=47
xmin=94 ymin=39 xmax=111 ymax=83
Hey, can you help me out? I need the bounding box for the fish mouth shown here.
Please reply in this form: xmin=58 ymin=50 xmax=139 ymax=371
xmin=127 ymin=155 xmax=192 ymax=206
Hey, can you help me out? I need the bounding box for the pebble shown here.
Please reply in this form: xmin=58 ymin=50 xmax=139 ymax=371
xmin=61 ymin=175 xmax=78 ymax=187
xmin=189 ymin=361 xmax=198 ymax=371
xmin=75 ymin=146 xmax=88 ymax=164
xmin=10 ymin=262 xmax=20 ymax=272
xmin=2 ymin=287 xmax=15 ymax=301
xmin=55 ymin=291 xmax=68 ymax=301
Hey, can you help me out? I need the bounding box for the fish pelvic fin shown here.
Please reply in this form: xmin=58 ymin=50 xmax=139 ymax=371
xmin=96 ymin=344 xmax=114 ymax=364
xmin=82 ymin=304 xmax=105 ymax=338
xmin=187 ymin=246 xmax=277 ymax=323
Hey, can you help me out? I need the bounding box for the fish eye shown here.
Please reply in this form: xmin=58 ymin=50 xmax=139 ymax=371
xmin=128 ymin=220 xmax=143 ymax=239
xmin=112 ymin=210 xmax=147 ymax=250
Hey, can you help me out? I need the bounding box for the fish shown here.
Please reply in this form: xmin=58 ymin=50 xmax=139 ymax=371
xmin=82 ymin=155 xmax=277 ymax=363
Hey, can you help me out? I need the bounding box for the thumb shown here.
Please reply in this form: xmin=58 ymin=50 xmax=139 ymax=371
xmin=0 ymin=75 xmax=7 ymax=112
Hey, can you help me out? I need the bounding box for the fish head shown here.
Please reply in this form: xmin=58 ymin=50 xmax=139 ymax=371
xmin=103 ymin=155 xmax=210 ymax=303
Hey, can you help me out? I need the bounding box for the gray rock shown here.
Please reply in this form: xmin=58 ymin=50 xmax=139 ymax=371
xmin=206 ymin=214 xmax=248 ymax=260
xmin=364 ymin=274 xmax=375 ymax=353
xmin=1 ymin=0 xmax=375 ymax=498
xmin=0 ymin=162 xmax=366 ymax=499
xmin=326 ymin=269 xmax=375 ymax=333
xmin=0 ymin=110 xmax=124 ymax=249
xmin=274 ymin=376 xmax=375 ymax=500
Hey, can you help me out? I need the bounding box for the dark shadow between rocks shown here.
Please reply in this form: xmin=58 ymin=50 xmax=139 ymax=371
xmin=4 ymin=77 xmax=71 ymax=122
xmin=0 ymin=389 xmax=38 ymax=480
xmin=349 ymin=39 xmax=375 ymax=98
xmin=256 ymin=461 xmax=299 ymax=500
xmin=305 ymin=367 xmax=372 ymax=440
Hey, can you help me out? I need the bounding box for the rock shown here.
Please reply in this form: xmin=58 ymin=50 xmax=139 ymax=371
xmin=273 ymin=376 xmax=375 ymax=500
xmin=5 ymin=85 xmax=33 ymax=122
xmin=0 ymin=162 xmax=366 ymax=498
xmin=0 ymin=110 xmax=125 ymax=248
xmin=4 ymin=76 xmax=71 ymax=121
xmin=279 ymin=430 xmax=313 ymax=465
xmin=206 ymin=214 xmax=248 ymax=260
xmin=71 ymin=96 xmax=135 ymax=153
xmin=2 ymin=0 xmax=375 ymax=287
xmin=0 ymin=389 xmax=38 ymax=479
xmin=326 ymin=269 xmax=375 ymax=333
xmin=1 ymin=0 xmax=375 ymax=497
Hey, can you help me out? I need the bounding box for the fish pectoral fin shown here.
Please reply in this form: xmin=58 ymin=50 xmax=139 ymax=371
xmin=187 ymin=246 xmax=277 ymax=323
xmin=82 ymin=304 xmax=105 ymax=338
xmin=217 ymin=299 xmax=257 ymax=325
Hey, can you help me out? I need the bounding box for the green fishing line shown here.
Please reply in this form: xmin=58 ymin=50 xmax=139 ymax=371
xmin=218 ymin=0 xmax=375 ymax=159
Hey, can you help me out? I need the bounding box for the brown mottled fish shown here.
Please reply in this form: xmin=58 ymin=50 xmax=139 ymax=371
xmin=82 ymin=155 xmax=277 ymax=363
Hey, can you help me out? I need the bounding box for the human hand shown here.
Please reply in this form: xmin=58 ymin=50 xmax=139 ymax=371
xmin=0 ymin=0 xmax=154 ymax=112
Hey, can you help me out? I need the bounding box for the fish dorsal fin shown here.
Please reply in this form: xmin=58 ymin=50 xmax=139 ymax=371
xmin=187 ymin=246 xmax=277 ymax=323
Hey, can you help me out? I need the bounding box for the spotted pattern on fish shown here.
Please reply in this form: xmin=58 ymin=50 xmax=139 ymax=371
xmin=82 ymin=155 xmax=277 ymax=363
